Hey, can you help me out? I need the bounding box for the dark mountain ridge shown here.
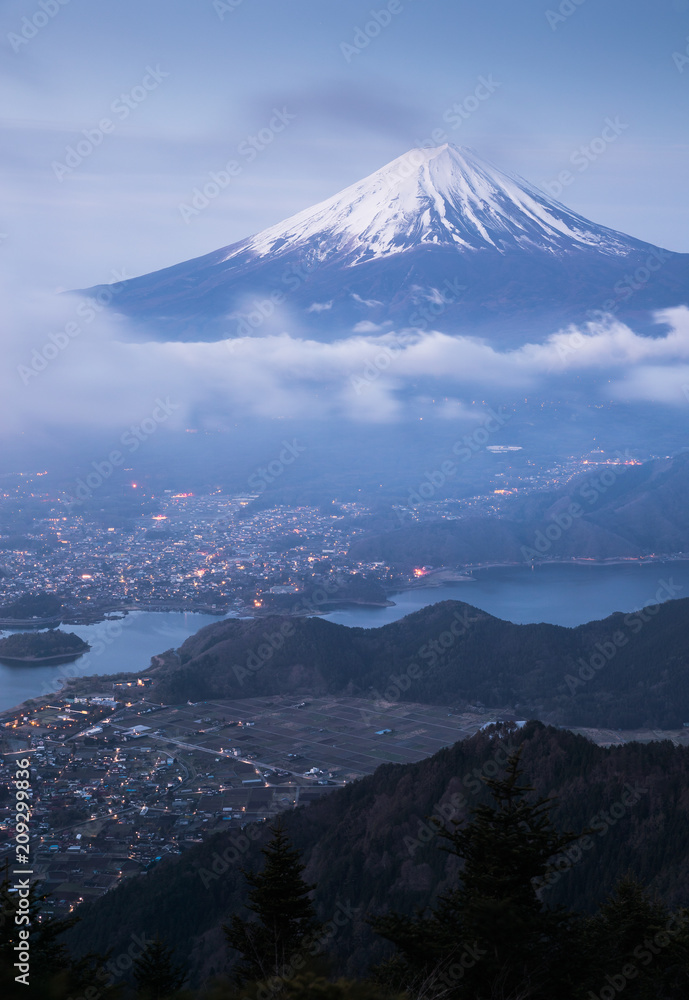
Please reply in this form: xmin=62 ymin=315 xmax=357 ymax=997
xmin=66 ymin=722 xmax=689 ymax=984
xmin=350 ymin=450 xmax=689 ymax=566
xmin=148 ymin=595 xmax=689 ymax=729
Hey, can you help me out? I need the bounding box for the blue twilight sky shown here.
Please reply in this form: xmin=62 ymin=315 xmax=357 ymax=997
xmin=2 ymin=0 xmax=688 ymax=292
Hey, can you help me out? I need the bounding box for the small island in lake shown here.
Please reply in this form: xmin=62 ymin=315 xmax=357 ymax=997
xmin=0 ymin=629 xmax=90 ymax=665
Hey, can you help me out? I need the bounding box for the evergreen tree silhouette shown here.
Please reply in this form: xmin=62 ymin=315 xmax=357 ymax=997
xmin=580 ymin=875 xmax=689 ymax=999
xmin=224 ymin=820 xmax=320 ymax=985
xmin=372 ymin=745 xmax=582 ymax=999
xmin=132 ymin=934 xmax=187 ymax=999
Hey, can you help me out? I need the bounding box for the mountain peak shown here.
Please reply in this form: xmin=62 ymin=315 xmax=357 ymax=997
xmin=235 ymin=142 xmax=637 ymax=265
xmin=78 ymin=142 xmax=685 ymax=344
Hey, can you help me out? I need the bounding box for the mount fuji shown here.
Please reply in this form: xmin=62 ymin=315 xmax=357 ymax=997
xmin=80 ymin=144 xmax=688 ymax=343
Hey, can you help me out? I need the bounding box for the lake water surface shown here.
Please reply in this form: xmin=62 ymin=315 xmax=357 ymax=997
xmin=0 ymin=610 xmax=226 ymax=712
xmin=1 ymin=561 xmax=687 ymax=711
xmin=324 ymin=561 xmax=689 ymax=629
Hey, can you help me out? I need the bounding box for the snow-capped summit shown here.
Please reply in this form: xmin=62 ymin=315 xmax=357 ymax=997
xmin=78 ymin=144 xmax=687 ymax=343
xmin=238 ymin=143 xmax=637 ymax=263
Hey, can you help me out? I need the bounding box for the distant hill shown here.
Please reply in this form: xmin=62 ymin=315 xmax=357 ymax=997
xmin=66 ymin=722 xmax=689 ymax=983
xmin=349 ymin=451 xmax=689 ymax=566
xmin=0 ymin=592 xmax=62 ymax=621
xmin=148 ymin=596 xmax=689 ymax=728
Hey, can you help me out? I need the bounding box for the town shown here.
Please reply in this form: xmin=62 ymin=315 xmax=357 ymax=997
xmin=0 ymin=450 xmax=653 ymax=618
xmin=3 ymin=683 xmax=689 ymax=918
xmin=0 ymin=686 xmax=496 ymax=914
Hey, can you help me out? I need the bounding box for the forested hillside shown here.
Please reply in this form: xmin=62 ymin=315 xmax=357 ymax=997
xmin=66 ymin=722 xmax=689 ymax=986
xmin=349 ymin=452 xmax=689 ymax=566
xmin=147 ymin=597 xmax=689 ymax=728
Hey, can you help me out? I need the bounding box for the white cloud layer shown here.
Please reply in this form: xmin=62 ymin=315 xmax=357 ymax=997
xmin=3 ymin=284 xmax=689 ymax=436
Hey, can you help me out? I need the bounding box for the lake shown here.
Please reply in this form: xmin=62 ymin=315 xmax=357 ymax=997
xmin=0 ymin=610 xmax=226 ymax=712
xmin=1 ymin=561 xmax=687 ymax=711
xmin=324 ymin=561 xmax=689 ymax=629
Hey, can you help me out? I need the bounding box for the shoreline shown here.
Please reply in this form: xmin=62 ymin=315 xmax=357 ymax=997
xmin=246 ymin=598 xmax=396 ymax=616
xmin=2 ymin=557 xmax=688 ymax=717
xmin=12 ymin=555 xmax=685 ymax=626
xmin=395 ymin=555 xmax=689 ymax=586
xmin=470 ymin=555 xmax=689 ymax=571
xmin=0 ymin=651 xmax=89 ymax=666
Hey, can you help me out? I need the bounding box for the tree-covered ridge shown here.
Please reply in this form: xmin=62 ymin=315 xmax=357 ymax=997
xmin=149 ymin=596 xmax=689 ymax=728
xmin=349 ymin=450 xmax=689 ymax=566
xmin=0 ymin=592 xmax=62 ymax=620
xmin=371 ymin=750 xmax=689 ymax=999
xmin=7 ymin=750 xmax=689 ymax=998
xmin=0 ymin=628 xmax=88 ymax=659
xmin=65 ymin=723 xmax=689 ymax=987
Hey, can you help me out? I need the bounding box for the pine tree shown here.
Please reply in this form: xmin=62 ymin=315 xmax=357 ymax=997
xmin=224 ymin=820 xmax=321 ymax=985
xmin=372 ymin=745 xmax=582 ymax=999
xmin=581 ymin=875 xmax=689 ymax=999
xmin=132 ymin=935 xmax=187 ymax=999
